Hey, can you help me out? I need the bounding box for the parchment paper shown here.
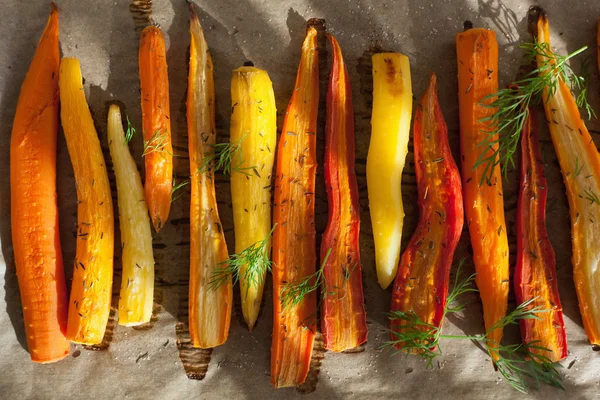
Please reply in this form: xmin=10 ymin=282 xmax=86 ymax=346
xmin=2 ymin=0 xmax=600 ymax=399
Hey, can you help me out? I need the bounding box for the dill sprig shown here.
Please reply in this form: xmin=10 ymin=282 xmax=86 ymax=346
xmin=143 ymin=128 xmax=170 ymax=156
xmin=171 ymin=178 xmax=189 ymax=203
xmin=474 ymin=41 xmax=593 ymax=185
xmin=382 ymin=258 xmax=476 ymax=367
xmin=197 ymin=133 xmax=256 ymax=176
xmin=583 ymin=188 xmax=600 ymax=205
xmin=208 ymin=224 xmax=276 ymax=295
xmin=125 ymin=115 xmax=135 ymax=144
xmin=384 ymin=265 xmax=563 ymax=394
xmin=280 ymin=248 xmax=332 ymax=311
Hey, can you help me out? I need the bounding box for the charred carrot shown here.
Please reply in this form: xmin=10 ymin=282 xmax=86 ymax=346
xmin=389 ymin=72 xmax=464 ymax=350
xmin=139 ymin=25 xmax=173 ymax=231
xmin=456 ymin=25 xmax=509 ymax=359
xmin=515 ymin=102 xmax=567 ymax=362
xmin=229 ymin=66 xmax=277 ymax=331
xmin=187 ymin=5 xmax=232 ymax=348
xmin=60 ymin=58 xmax=114 ymax=345
xmin=271 ymin=25 xmax=318 ymax=388
xmin=367 ymin=52 xmax=413 ymax=289
xmin=320 ymin=33 xmax=367 ymax=352
xmin=534 ymin=9 xmax=600 ymax=347
xmin=10 ymin=3 xmax=69 ymax=363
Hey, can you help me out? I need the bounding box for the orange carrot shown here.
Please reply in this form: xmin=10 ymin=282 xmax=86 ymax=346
xmin=139 ymin=26 xmax=173 ymax=231
xmin=60 ymin=58 xmax=114 ymax=345
xmin=10 ymin=3 xmax=69 ymax=363
xmin=456 ymin=25 xmax=509 ymax=361
xmin=271 ymin=25 xmax=319 ymax=388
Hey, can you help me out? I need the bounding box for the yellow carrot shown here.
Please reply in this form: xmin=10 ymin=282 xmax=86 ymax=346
xmin=107 ymin=104 xmax=155 ymax=326
xmin=367 ymin=53 xmax=412 ymax=289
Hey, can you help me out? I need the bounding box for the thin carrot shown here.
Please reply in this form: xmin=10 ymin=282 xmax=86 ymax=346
xmin=320 ymin=33 xmax=368 ymax=352
xmin=187 ymin=5 xmax=232 ymax=348
xmin=456 ymin=25 xmax=509 ymax=361
xmin=59 ymin=58 xmax=114 ymax=345
xmin=271 ymin=24 xmax=319 ymax=388
xmin=515 ymin=101 xmax=567 ymax=362
xmin=139 ymin=25 xmax=173 ymax=231
xmin=10 ymin=2 xmax=69 ymax=363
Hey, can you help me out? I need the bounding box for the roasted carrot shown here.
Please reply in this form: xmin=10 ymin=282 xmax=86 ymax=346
xmin=389 ymin=72 xmax=464 ymax=350
xmin=139 ymin=25 xmax=173 ymax=231
xmin=187 ymin=5 xmax=232 ymax=348
xmin=534 ymin=9 xmax=600 ymax=347
xmin=10 ymin=3 xmax=69 ymax=363
xmin=456 ymin=25 xmax=509 ymax=359
xmin=515 ymin=102 xmax=567 ymax=362
xmin=320 ymin=33 xmax=367 ymax=353
xmin=367 ymin=52 xmax=413 ymax=289
xmin=59 ymin=58 xmax=114 ymax=345
xmin=229 ymin=66 xmax=277 ymax=331
xmin=107 ymin=105 xmax=155 ymax=326
xmin=271 ymin=25 xmax=318 ymax=388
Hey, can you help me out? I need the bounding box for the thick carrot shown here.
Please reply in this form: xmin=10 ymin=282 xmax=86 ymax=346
xmin=10 ymin=3 xmax=69 ymax=363
xmin=187 ymin=5 xmax=232 ymax=348
xmin=59 ymin=58 xmax=114 ymax=345
xmin=271 ymin=25 xmax=318 ymax=388
xmin=389 ymin=73 xmax=464 ymax=350
xmin=139 ymin=26 xmax=173 ymax=231
xmin=456 ymin=26 xmax=509 ymax=360
xmin=320 ymin=33 xmax=367 ymax=353
xmin=534 ymin=10 xmax=600 ymax=347
xmin=230 ymin=66 xmax=277 ymax=331
xmin=515 ymin=102 xmax=567 ymax=362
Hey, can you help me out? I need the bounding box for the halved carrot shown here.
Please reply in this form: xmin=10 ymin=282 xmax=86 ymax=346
xmin=107 ymin=104 xmax=155 ymax=326
xmin=390 ymin=72 xmax=464 ymax=351
xmin=60 ymin=58 xmax=114 ymax=345
xmin=515 ymin=101 xmax=567 ymax=362
xmin=534 ymin=9 xmax=600 ymax=348
xmin=10 ymin=3 xmax=69 ymax=363
xmin=320 ymin=33 xmax=368 ymax=352
xmin=139 ymin=25 xmax=173 ymax=231
xmin=187 ymin=5 xmax=232 ymax=348
xmin=271 ymin=25 xmax=319 ymax=388
xmin=456 ymin=26 xmax=509 ymax=360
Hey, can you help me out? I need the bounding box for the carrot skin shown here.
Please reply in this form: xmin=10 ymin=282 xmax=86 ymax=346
xmin=389 ymin=73 xmax=464 ymax=349
xmin=456 ymin=27 xmax=509 ymax=359
xmin=515 ymin=105 xmax=567 ymax=362
xmin=320 ymin=33 xmax=367 ymax=353
xmin=10 ymin=3 xmax=70 ymax=363
xmin=139 ymin=26 xmax=173 ymax=232
xmin=271 ymin=26 xmax=318 ymax=388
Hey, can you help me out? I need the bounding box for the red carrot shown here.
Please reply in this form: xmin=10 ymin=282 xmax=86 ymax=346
xmin=320 ymin=33 xmax=367 ymax=352
xmin=389 ymin=72 xmax=464 ymax=350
